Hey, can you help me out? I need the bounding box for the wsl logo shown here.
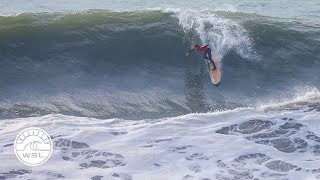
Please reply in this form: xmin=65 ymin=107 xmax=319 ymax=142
xmin=14 ymin=127 xmax=52 ymax=166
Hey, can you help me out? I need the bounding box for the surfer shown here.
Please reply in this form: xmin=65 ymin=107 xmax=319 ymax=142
xmin=186 ymin=44 xmax=217 ymax=70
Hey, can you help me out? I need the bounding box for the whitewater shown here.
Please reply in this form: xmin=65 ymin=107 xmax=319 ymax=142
xmin=1 ymin=0 xmax=320 ymax=179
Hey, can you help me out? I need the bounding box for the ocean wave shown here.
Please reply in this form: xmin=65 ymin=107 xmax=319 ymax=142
xmin=258 ymin=86 xmax=320 ymax=112
xmin=169 ymin=9 xmax=259 ymax=60
xmin=0 ymin=9 xmax=319 ymax=119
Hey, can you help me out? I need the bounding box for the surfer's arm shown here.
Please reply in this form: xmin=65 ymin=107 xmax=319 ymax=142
xmin=186 ymin=49 xmax=194 ymax=56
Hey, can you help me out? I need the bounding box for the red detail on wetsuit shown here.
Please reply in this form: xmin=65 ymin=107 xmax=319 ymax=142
xmin=194 ymin=45 xmax=209 ymax=52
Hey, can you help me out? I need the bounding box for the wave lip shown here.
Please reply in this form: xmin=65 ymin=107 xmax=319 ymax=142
xmin=2 ymin=1 xmax=320 ymax=21
xmin=170 ymin=8 xmax=259 ymax=61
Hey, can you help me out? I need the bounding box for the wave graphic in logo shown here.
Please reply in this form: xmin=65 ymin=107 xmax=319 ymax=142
xmin=14 ymin=127 xmax=52 ymax=166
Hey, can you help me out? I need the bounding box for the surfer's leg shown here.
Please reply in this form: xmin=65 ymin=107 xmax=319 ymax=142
xmin=206 ymin=60 xmax=210 ymax=69
xmin=203 ymin=52 xmax=209 ymax=60
xmin=212 ymin=61 xmax=216 ymax=70
xmin=202 ymin=52 xmax=211 ymax=68
xmin=208 ymin=49 xmax=216 ymax=70
xmin=211 ymin=61 xmax=216 ymax=70
xmin=208 ymin=49 xmax=212 ymax=60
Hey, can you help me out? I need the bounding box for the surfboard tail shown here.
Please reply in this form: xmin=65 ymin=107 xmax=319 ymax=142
xmin=214 ymin=82 xmax=220 ymax=87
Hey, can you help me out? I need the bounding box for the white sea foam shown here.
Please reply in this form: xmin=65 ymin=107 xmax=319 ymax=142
xmin=164 ymin=8 xmax=259 ymax=62
xmin=258 ymin=86 xmax=320 ymax=112
xmin=1 ymin=0 xmax=319 ymax=22
xmin=1 ymin=107 xmax=320 ymax=179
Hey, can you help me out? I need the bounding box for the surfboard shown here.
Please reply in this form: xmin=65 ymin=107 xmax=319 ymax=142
xmin=206 ymin=53 xmax=221 ymax=86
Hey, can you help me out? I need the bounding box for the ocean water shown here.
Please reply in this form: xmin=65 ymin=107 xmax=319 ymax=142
xmin=1 ymin=0 xmax=320 ymax=179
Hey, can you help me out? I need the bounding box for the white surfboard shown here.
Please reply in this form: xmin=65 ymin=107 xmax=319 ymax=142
xmin=206 ymin=53 xmax=221 ymax=86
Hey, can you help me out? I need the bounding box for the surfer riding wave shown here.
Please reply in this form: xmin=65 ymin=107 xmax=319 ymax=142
xmin=186 ymin=45 xmax=217 ymax=70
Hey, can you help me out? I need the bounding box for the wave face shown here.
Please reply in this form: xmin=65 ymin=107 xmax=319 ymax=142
xmin=0 ymin=9 xmax=320 ymax=119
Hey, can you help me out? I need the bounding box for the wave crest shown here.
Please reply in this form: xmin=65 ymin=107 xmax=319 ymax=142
xmin=170 ymin=9 xmax=259 ymax=60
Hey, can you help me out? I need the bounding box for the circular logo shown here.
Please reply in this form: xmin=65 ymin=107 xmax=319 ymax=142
xmin=14 ymin=127 xmax=52 ymax=166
